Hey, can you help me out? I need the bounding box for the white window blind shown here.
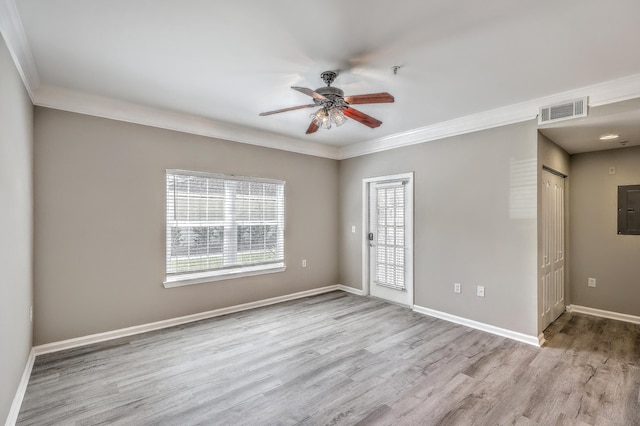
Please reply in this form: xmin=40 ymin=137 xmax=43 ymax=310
xmin=165 ymin=170 xmax=285 ymax=283
xmin=375 ymin=183 xmax=406 ymax=290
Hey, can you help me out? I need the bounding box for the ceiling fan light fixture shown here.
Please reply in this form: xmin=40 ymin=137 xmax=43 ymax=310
xmin=311 ymin=106 xmax=347 ymax=130
xmin=330 ymin=107 xmax=347 ymax=127
xmin=311 ymin=108 xmax=331 ymax=129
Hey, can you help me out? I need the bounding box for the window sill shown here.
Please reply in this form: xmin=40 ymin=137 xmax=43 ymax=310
xmin=163 ymin=263 xmax=286 ymax=288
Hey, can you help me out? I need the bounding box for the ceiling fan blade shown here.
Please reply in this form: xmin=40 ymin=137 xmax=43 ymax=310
xmin=305 ymin=120 xmax=320 ymax=134
xmin=259 ymin=104 xmax=317 ymax=116
xmin=344 ymin=92 xmax=395 ymax=105
xmin=292 ymin=86 xmax=327 ymax=101
xmin=343 ymin=107 xmax=383 ymax=128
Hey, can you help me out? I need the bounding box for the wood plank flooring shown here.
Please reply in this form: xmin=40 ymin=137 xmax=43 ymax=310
xmin=17 ymin=292 xmax=640 ymax=425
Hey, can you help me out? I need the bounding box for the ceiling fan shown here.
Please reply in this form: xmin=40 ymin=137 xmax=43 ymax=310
xmin=259 ymin=71 xmax=394 ymax=134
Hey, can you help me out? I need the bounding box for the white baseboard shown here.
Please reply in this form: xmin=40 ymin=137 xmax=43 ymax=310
xmin=5 ymin=348 xmax=35 ymax=426
xmin=567 ymin=304 xmax=640 ymax=325
xmin=336 ymin=284 xmax=364 ymax=296
xmin=4 ymin=285 xmax=353 ymax=424
xmin=538 ymin=333 xmax=547 ymax=347
xmin=33 ymin=284 xmax=343 ymax=356
xmin=413 ymin=305 xmax=541 ymax=347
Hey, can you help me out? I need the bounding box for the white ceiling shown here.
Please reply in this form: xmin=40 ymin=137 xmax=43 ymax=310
xmin=4 ymin=0 xmax=640 ymax=158
xmin=540 ymin=98 xmax=640 ymax=154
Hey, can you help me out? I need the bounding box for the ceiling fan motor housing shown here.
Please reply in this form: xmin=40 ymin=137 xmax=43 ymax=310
xmin=314 ymin=86 xmax=346 ymax=107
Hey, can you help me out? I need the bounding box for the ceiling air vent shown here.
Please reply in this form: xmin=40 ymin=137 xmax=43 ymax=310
xmin=538 ymin=97 xmax=588 ymax=125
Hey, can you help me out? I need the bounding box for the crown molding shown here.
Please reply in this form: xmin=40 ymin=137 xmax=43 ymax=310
xmin=34 ymin=85 xmax=341 ymax=159
xmin=338 ymin=72 xmax=640 ymax=159
xmin=0 ymin=0 xmax=39 ymax=100
xmin=339 ymin=102 xmax=537 ymax=159
xmin=32 ymin=72 xmax=640 ymax=161
xmin=5 ymin=0 xmax=640 ymax=163
xmin=27 ymin=72 xmax=640 ymax=161
xmin=586 ymin=73 xmax=640 ymax=107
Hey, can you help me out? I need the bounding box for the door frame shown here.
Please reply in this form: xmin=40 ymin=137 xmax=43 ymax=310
xmin=361 ymin=172 xmax=414 ymax=307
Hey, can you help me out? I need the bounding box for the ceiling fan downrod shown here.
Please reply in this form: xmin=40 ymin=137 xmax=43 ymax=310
xmin=320 ymin=71 xmax=338 ymax=87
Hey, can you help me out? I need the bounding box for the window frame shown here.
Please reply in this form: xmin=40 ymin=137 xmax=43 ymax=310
xmin=163 ymin=169 xmax=286 ymax=288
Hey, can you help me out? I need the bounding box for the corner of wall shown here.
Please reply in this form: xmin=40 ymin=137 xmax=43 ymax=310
xmin=0 ymin=31 xmax=34 ymax=425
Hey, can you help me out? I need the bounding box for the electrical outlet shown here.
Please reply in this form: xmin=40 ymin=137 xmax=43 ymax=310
xmin=477 ymin=285 xmax=485 ymax=297
xmin=351 ymin=225 xmax=356 ymax=233
xmin=302 ymin=259 xmax=307 ymax=268
xmin=454 ymin=283 xmax=461 ymax=294
xmin=588 ymin=277 xmax=596 ymax=287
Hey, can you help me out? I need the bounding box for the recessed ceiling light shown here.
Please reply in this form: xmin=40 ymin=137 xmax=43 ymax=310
xmin=599 ymin=134 xmax=620 ymax=140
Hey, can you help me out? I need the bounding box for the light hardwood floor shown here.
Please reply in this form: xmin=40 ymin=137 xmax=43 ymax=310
xmin=17 ymin=292 xmax=640 ymax=425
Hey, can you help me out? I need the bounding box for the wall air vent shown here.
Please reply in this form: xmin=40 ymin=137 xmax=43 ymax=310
xmin=538 ymin=97 xmax=588 ymax=125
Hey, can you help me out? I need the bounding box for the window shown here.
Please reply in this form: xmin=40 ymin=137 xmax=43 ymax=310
xmin=374 ymin=183 xmax=406 ymax=290
xmin=164 ymin=170 xmax=285 ymax=287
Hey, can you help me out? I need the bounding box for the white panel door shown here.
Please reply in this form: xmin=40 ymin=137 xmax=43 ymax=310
xmin=368 ymin=180 xmax=413 ymax=306
xmin=541 ymin=169 xmax=565 ymax=330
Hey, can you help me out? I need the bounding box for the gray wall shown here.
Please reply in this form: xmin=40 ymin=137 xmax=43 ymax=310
xmin=339 ymin=121 xmax=539 ymax=337
xmin=0 ymin=34 xmax=33 ymax=422
xmin=538 ymin=133 xmax=570 ymax=177
xmin=34 ymin=108 xmax=339 ymax=345
xmin=570 ymin=146 xmax=640 ymax=316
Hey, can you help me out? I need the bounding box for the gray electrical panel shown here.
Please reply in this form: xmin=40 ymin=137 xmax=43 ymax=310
xmin=618 ymin=185 xmax=640 ymax=235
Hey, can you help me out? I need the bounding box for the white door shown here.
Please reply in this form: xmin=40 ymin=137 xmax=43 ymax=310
xmin=541 ymin=169 xmax=565 ymax=330
xmin=368 ymin=177 xmax=413 ymax=307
